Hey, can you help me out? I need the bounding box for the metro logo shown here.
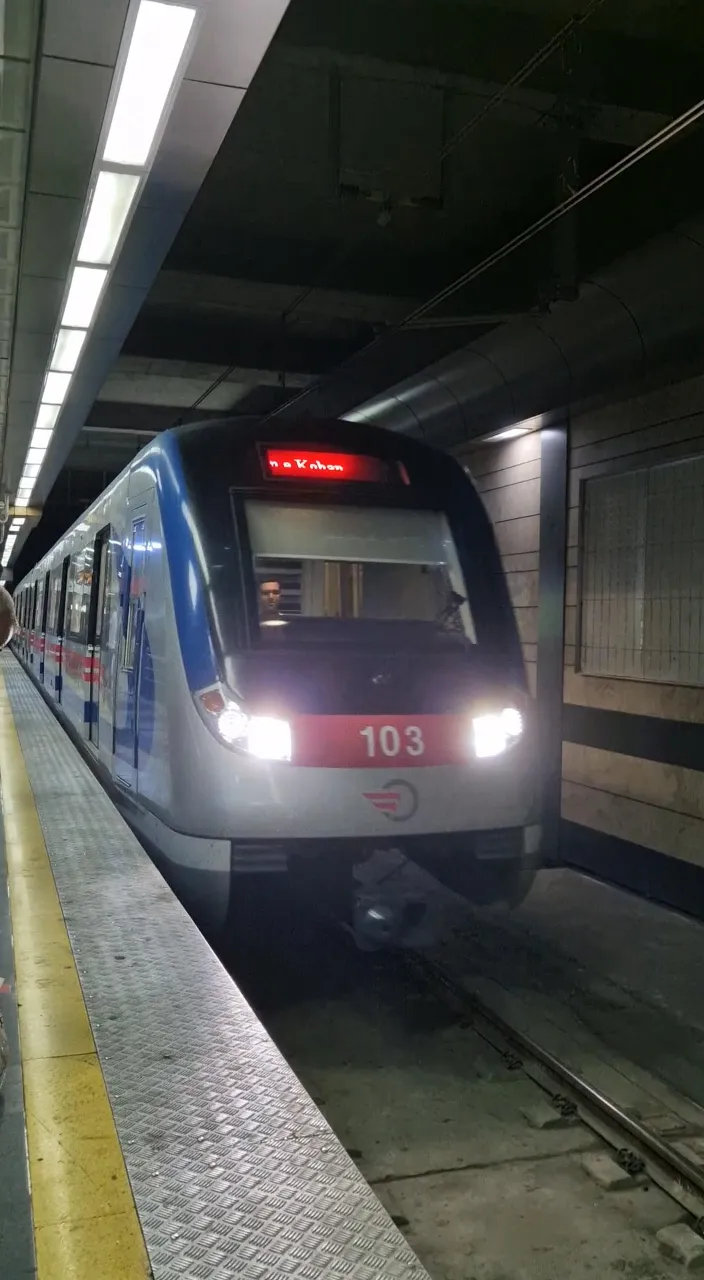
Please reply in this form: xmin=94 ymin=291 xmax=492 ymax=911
xmin=364 ymin=790 xmax=401 ymax=815
xmin=364 ymin=779 xmax=419 ymax=822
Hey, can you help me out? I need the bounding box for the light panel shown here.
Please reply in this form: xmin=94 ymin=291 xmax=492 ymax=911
xmin=78 ymin=170 xmax=141 ymax=265
xmin=9 ymin=0 xmax=198 ymax=566
xmin=103 ymin=2 xmax=197 ymax=167
xmin=31 ymin=428 xmax=54 ymax=450
xmin=61 ymin=266 xmax=109 ymax=328
xmin=35 ymin=404 xmax=61 ymax=433
xmin=43 ymin=371 xmax=72 ymax=406
xmin=51 ymin=328 xmax=88 ymax=374
xmin=484 ymin=427 xmax=531 ymax=442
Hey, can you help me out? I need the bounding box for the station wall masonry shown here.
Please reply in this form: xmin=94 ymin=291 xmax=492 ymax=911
xmin=457 ymin=431 xmax=541 ymax=698
xmin=561 ymin=370 xmax=704 ymax=914
xmin=463 ymin=371 xmax=704 ymax=914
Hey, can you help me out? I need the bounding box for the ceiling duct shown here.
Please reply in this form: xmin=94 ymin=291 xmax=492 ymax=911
xmin=340 ymin=217 xmax=704 ymax=446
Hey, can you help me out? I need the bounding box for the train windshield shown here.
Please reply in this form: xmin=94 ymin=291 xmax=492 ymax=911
xmin=245 ymin=501 xmax=475 ymax=643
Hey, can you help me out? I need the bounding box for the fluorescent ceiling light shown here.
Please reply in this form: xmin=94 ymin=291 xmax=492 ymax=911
xmin=31 ymin=428 xmax=53 ymax=451
xmin=62 ymin=266 xmax=108 ymax=328
xmin=36 ymin=404 xmax=61 ymax=433
xmin=43 ymin=371 xmax=72 ymax=406
xmin=27 ymin=448 xmax=47 ymax=466
xmin=22 ymin=465 xmax=40 ymax=480
xmin=14 ymin=498 xmax=29 ymax=509
xmin=78 ymin=170 xmax=141 ymax=265
xmin=51 ymin=328 xmax=88 ymax=373
xmin=103 ymin=2 xmax=197 ymax=167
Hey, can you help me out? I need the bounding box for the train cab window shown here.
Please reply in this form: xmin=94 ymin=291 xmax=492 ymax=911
xmin=245 ymin=502 xmax=475 ymax=642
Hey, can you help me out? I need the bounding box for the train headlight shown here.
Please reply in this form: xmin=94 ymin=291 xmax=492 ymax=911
xmin=472 ymin=707 xmax=523 ymax=759
xmin=246 ymin=716 xmax=292 ymax=762
xmin=197 ymin=686 xmax=292 ymax=762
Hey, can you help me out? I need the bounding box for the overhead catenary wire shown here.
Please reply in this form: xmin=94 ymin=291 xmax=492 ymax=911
xmin=268 ymin=93 xmax=704 ymax=421
xmin=180 ymin=0 xmax=607 ymax=419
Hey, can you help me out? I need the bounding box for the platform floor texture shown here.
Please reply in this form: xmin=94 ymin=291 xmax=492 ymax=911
xmin=0 ymin=654 xmax=429 ymax=1280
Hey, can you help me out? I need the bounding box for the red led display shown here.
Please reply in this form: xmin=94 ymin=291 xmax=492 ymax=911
xmin=263 ymin=448 xmax=392 ymax=483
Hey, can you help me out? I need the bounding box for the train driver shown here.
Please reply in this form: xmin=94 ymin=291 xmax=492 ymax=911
xmin=259 ymin=579 xmax=282 ymax=622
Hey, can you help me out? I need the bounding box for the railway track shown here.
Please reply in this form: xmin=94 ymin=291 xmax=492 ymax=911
xmin=240 ymin=907 xmax=704 ymax=1279
xmin=405 ymin=950 xmax=704 ymax=1231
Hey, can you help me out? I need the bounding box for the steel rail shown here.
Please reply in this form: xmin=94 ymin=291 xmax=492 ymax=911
xmin=406 ymin=950 xmax=704 ymax=1202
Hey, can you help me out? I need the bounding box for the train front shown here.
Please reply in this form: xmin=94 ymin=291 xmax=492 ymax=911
xmin=175 ymin=420 xmax=540 ymax=942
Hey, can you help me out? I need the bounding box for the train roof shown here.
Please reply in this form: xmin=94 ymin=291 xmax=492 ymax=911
xmin=169 ymin=412 xmax=455 ymax=464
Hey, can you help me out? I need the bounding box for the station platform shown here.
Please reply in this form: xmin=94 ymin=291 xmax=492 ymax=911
xmin=0 ymin=653 xmax=429 ymax=1280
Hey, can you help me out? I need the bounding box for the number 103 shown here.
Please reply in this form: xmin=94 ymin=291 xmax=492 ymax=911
xmin=359 ymin=724 xmax=425 ymax=758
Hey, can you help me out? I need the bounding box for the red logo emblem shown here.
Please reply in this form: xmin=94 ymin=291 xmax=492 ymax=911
xmin=364 ymin=790 xmax=402 ymax=815
xmin=363 ymin=780 xmax=419 ymax=822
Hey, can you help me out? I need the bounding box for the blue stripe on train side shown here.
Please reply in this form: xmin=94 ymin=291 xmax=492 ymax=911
xmin=146 ymin=435 xmax=218 ymax=694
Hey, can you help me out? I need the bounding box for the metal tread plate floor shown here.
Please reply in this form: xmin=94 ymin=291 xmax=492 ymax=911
xmin=2 ymin=655 xmax=429 ymax=1280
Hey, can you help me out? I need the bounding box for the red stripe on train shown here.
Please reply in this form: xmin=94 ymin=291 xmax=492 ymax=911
xmin=291 ymin=714 xmax=468 ymax=768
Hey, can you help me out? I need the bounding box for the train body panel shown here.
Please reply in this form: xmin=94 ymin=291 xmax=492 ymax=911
xmin=12 ymin=416 xmax=541 ymax=940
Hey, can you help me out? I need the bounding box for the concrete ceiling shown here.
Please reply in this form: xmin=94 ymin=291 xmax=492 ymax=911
xmin=7 ymin=0 xmax=704 ymax=573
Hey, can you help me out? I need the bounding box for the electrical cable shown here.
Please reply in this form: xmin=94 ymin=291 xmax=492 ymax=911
xmin=179 ymin=0 xmax=607 ymax=419
xmin=268 ymin=94 xmax=704 ymax=420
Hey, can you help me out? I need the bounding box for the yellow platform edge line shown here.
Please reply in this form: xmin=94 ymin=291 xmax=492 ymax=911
xmin=0 ymin=670 xmax=151 ymax=1280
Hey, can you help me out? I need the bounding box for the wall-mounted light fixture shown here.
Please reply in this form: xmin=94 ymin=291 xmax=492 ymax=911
xmin=480 ymin=415 xmax=543 ymax=443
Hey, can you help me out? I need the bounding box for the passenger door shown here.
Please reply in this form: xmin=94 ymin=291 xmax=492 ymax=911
xmin=113 ymin=514 xmax=147 ymax=788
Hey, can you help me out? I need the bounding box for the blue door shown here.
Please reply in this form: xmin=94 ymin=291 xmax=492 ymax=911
xmin=113 ymin=517 xmax=146 ymax=788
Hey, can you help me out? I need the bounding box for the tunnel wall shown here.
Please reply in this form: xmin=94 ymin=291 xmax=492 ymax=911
xmin=455 ymin=431 xmax=541 ymax=697
xmin=461 ymin=369 xmax=704 ymax=916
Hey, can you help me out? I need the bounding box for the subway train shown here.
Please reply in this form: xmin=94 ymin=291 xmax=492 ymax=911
xmin=11 ymin=417 xmax=540 ymax=944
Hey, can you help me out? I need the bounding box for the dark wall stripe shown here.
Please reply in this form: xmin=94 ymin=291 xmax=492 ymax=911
xmin=563 ymin=702 xmax=704 ymax=772
xmin=536 ymin=424 xmax=569 ymax=864
xmin=562 ymin=819 xmax=704 ymax=922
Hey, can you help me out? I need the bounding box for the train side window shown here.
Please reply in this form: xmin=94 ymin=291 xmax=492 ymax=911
xmin=92 ymin=529 xmax=111 ymax=644
xmin=35 ymin=579 xmax=44 ymax=634
xmin=47 ymin=568 xmax=62 ymax=633
xmin=30 ymin=581 xmax=38 ymax=630
xmin=122 ymin=520 xmax=146 ymax=673
xmin=66 ymin=546 xmax=94 ymax=642
xmin=57 ymin=558 xmax=69 ymax=637
xmin=39 ymin=572 xmax=50 ymax=632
